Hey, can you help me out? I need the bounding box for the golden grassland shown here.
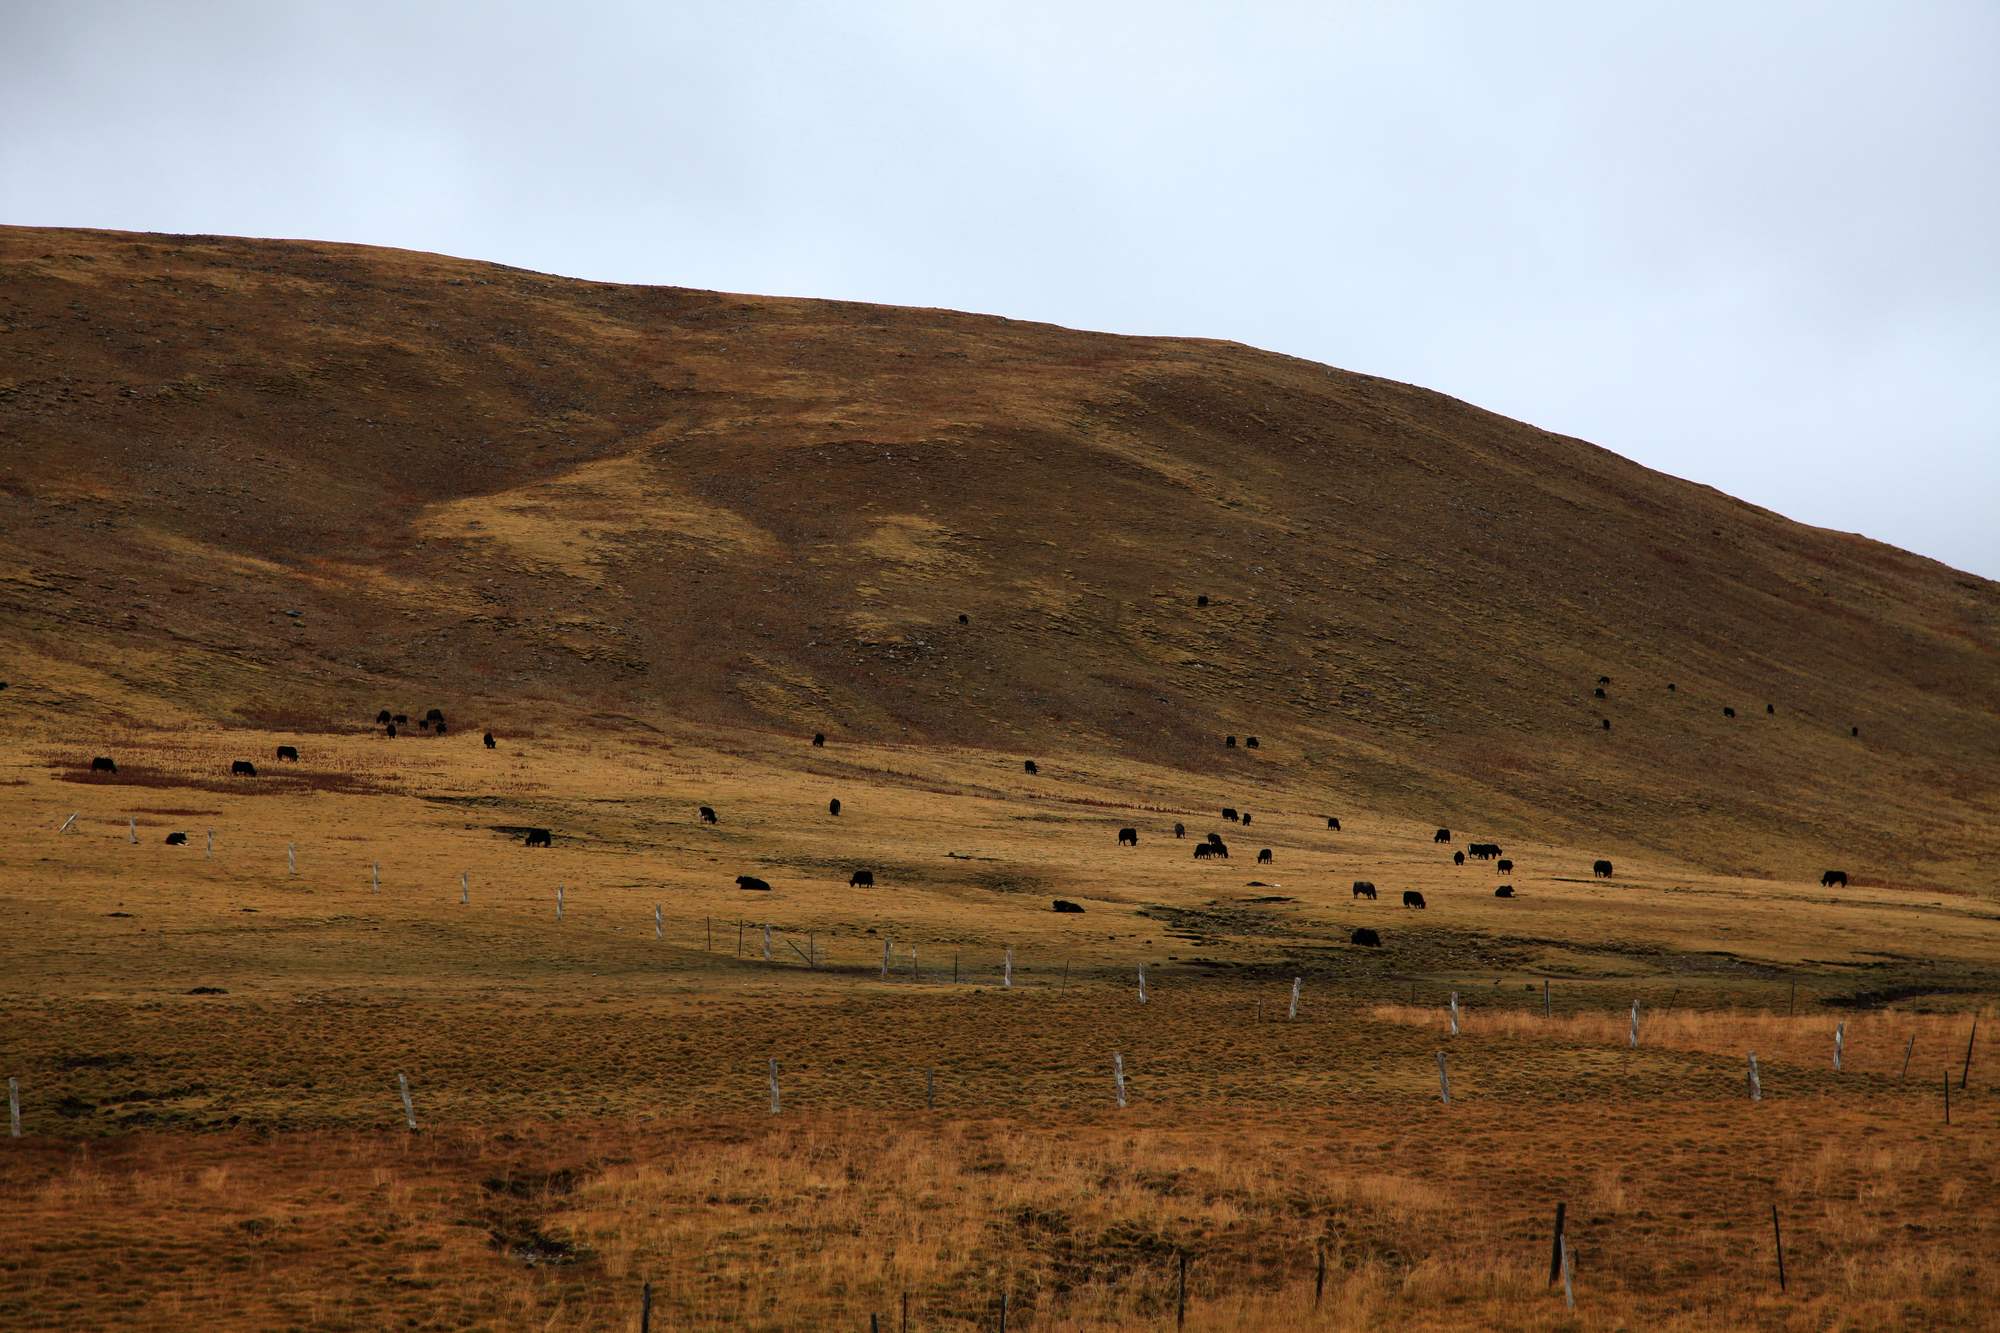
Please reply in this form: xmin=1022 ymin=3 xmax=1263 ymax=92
xmin=0 ymin=715 xmax=1996 ymax=1328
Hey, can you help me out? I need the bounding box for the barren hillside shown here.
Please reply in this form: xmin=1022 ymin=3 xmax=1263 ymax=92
xmin=2 ymin=225 xmax=1995 ymax=887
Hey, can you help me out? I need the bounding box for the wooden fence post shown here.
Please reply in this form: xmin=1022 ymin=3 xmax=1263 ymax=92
xmin=1542 ymin=978 xmax=1550 ymax=1017
xmin=1629 ymin=999 xmax=1640 ymax=1049
xmin=1747 ymin=1052 xmax=1762 ymax=1102
xmin=999 ymin=1290 xmax=1008 ymax=1333
xmin=654 ymin=904 xmax=663 ymax=939
xmin=769 ymin=1058 xmax=781 ymax=1115
xmin=1176 ymin=1250 xmax=1188 ymax=1329
xmin=128 ymin=817 xmax=137 ymax=845
xmin=1137 ymin=966 xmax=1148 ymax=1005
xmin=205 ymin=828 xmax=212 ymax=858
xmin=737 ymin=920 xmax=743 ymax=956
xmin=7 ymin=1077 xmax=18 ymax=1138
xmin=58 ymin=812 xmax=79 ymax=834
xmin=1834 ymin=1022 xmax=1844 ymax=1072
xmin=1314 ymin=1243 xmax=1326 ymax=1308
xmin=1961 ymin=1017 xmax=1978 ymax=1089
xmin=1003 ymin=947 xmax=1012 ymax=989
xmin=641 ymin=1281 xmax=652 ymax=1333
xmin=1560 ymin=1235 xmax=1574 ymax=1309
xmin=555 ymin=884 xmax=564 ymax=920
xmin=1771 ymin=1203 xmax=1786 ymax=1291
xmin=1288 ymin=977 xmax=1302 ymax=1021
xmin=1547 ymin=1202 xmax=1565 ymax=1285
xmin=1436 ymin=1051 xmax=1451 ymax=1104
xmin=1901 ymin=1033 xmax=1915 ymax=1081
xmin=1113 ymin=1053 xmax=1128 ymax=1108
xmin=287 ymin=842 xmax=297 ymax=875
xmin=901 ymin=1291 xmax=909 ymax=1332
xmin=397 ymin=1072 xmax=416 ymax=1131
xmin=460 ymin=871 xmax=468 ymax=905
xmin=371 ymin=862 xmax=380 ymax=893
xmin=762 ymin=925 xmax=772 ymax=962
xmin=706 ymin=917 xmax=712 ymax=951
xmin=882 ymin=938 xmax=891 ymax=979
xmin=1943 ymin=1070 xmax=1950 ymax=1124
xmin=1447 ymin=993 xmax=1459 ymax=1037
xmin=910 ymin=945 xmax=918 ymax=982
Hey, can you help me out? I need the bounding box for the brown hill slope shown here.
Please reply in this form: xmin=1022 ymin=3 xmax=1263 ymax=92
xmin=1 ymin=225 xmax=1995 ymax=887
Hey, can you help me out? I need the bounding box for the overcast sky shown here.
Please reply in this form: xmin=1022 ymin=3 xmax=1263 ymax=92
xmin=6 ymin=2 xmax=1996 ymax=577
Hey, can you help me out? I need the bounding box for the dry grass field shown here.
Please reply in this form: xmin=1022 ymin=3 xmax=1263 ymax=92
xmin=1 ymin=715 xmax=1995 ymax=1329
xmin=2 ymin=227 xmax=1998 ymax=1327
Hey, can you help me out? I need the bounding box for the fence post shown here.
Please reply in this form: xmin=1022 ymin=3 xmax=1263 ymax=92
xmin=762 ymin=925 xmax=772 ymax=962
xmin=1629 ymin=999 xmax=1640 ymax=1049
xmin=372 ymin=862 xmax=380 ymax=893
xmin=1003 ymin=947 xmax=1012 ymax=989
xmin=1901 ymin=1034 xmax=1915 ymax=1081
xmin=1747 ymin=1052 xmax=1762 ymax=1102
xmin=1314 ymin=1243 xmax=1326 ymax=1308
xmin=58 ymin=812 xmax=79 ymax=834
xmin=287 ymin=842 xmax=297 ymax=876
xmin=769 ymin=1058 xmax=780 ymax=1115
xmin=1834 ymin=1022 xmax=1844 ymax=1072
xmin=460 ymin=871 xmax=468 ymax=905
xmin=128 ymin=817 xmax=137 ymax=845
xmin=1113 ymin=1052 xmax=1128 ymax=1108
xmin=1137 ymin=966 xmax=1148 ymax=1005
xmin=1447 ymin=993 xmax=1459 ymax=1037
xmin=882 ymin=938 xmax=891 ymax=980
xmin=1962 ymin=1017 xmax=1978 ymax=1089
xmin=1547 ymin=1201 xmax=1566 ymax=1285
xmin=1288 ymin=977 xmax=1302 ymax=1021
xmin=1436 ymin=1051 xmax=1451 ymax=1104
xmin=641 ymin=1281 xmax=652 ymax=1333
xmin=556 ymin=884 xmax=564 ymax=920
xmin=7 ymin=1077 xmax=18 ymax=1138
xmin=1560 ymin=1235 xmax=1574 ymax=1309
xmin=205 ymin=828 xmax=212 ymax=858
xmin=1542 ymin=978 xmax=1550 ymax=1017
xmin=1943 ymin=1070 xmax=1950 ymax=1124
xmin=1771 ymin=1203 xmax=1786 ymax=1291
xmin=1176 ymin=1250 xmax=1188 ymax=1329
xmin=654 ymin=904 xmax=663 ymax=939
xmin=910 ymin=945 xmax=918 ymax=982
xmin=397 ymin=1072 xmax=416 ymax=1131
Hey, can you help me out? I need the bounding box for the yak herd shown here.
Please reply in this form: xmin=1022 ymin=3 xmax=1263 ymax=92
xmin=84 ymin=687 xmax=1859 ymax=944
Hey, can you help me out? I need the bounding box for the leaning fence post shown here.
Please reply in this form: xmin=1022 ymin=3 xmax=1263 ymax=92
xmin=769 ymin=1058 xmax=781 ymax=1114
xmin=397 ymin=1072 xmax=417 ymax=1131
xmin=1834 ymin=1022 xmax=1845 ymax=1072
xmin=1113 ymin=1052 xmax=1128 ymax=1108
xmin=1901 ymin=1033 xmax=1915 ymax=1081
xmin=654 ymin=904 xmax=663 ymax=939
xmin=287 ymin=842 xmax=297 ymax=876
xmin=58 ymin=812 xmax=79 ymax=834
xmin=204 ymin=828 xmax=212 ymax=858
xmin=7 ymin=1077 xmax=18 ymax=1138
xmin=1747 ymin=1052 xmax=1762 ymax=1102
xmin=1962 ymin=1017 xmax=1978 ymax=1090
xmin=1771 ymin=1203 xmax=1786 ymax=1291
xmin=128 ymin=817 xmax=137 ymax=845
xmin=1436 ymin=1051 xmax=1451 ymax=1104
xmin=1288 ymin=977 xmax=1302 ymax=1021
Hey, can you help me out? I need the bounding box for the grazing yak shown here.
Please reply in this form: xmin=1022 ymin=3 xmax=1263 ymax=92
xmin=1117 ymin=827 xmax=1138 ymax=846
xmin=1851 ymin=725 xmax=1859 ymax=737
xmin=1197 ymin=594 xmax=1210 ymax=607
xmin=813 ymin=732 xmax=825 ymax=747
xmin=1256 ymin=848 xmax=1273 ymax=864
xmin=90 ymin=756 xmax=117 ymax=774
xmin=1496 ymin=859 xmax=1513 ymax=874
xmin=425 ymin=709 xmax=445 ymax=726
xmin=1766 ymin=703 xmax=1775 ymax=715
xmin=1326 ymin=817 xmax=1341 ymax=831
xmin=1402 ymin=890 xmax=1427 ymax=909
xmin=484 ymin=732 xmax=496 ymax=749
xmin=1469 ymin=843 xmax=1501 ymax=860
xmin=849 ymin=870 xmax=874 ymax=887
xmin=1245 ymin=736 xmax=1259 ymax=749
xmin=524 ymin=828 xmax=552 ymax=847
xmin=1241 ymin=813 xmax=1253 ymax=826
xmin=1023 ymin=760 xmax=1039 ymax=775
xmin=1210 ymin=839 xmax=1232 ymax=858
xmin=1193 ymin=843 xmax=1216 ymax=860
xmin=1351 ymin=928 xmax=1381 ymax=947
xmin=1495 ymin=885 xmax=1514 ymax=898
xmin=435 ymin=721 xmax=448 ymax=735
xmin=1593 ymin=859 xmax=1614 ymax=878
xmin=1598 ymin=675 xmax=1611 ymax=685
xmin=829 ymin=799 xmax=842 ymax=817
xmin=1173 ymin=823 xmax=1186 ymax=839
xmin=385 ymin=723 xmax=397 ymax=738
xmin=1052 ymin=899 xmax=1084 ymax=913
xmin=376 ymin=709 xmax=392 ymax=724
xmin=276 ymin=745 xmax=299 ymax=762
xmin=1434 ymin=828 xmax=1451 ymax=843
xmin=1222 ymin=808 xmax=1239 ymax=822
xmin=958 ymin=613 xmax=969 ymax=624
xmin=1453 ymin=851 xmax=1465 ymax=866
xmin=393 ymin=714 xmax=408 ymax=725
xmin=1352 ymin=881 xmax=1377 ymax=900
xmin=1225 ymin=735 xmax=1237 ymax=748
xmin=1821 ymin=869 xmax=1848 ymax=888
xmin=230 ymin=760 xmax=257 ymax=778
xmin=699 ymin=806 xmax=718 ymax=824
xmin=165 ymin=832 xmax=188 ymax=846
xmin=1602 ymin=719 xmax=1611 ymax=730
xmin=736 ymin=875 xmax=771 ymax=892
xmin=1206 ymin=832 xmax=1225 ymax=847
xmin=1723 ymin=707 xmax=1736 ymax=718
xmin=1594 ymin=687 xmax=1606 ymax=699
